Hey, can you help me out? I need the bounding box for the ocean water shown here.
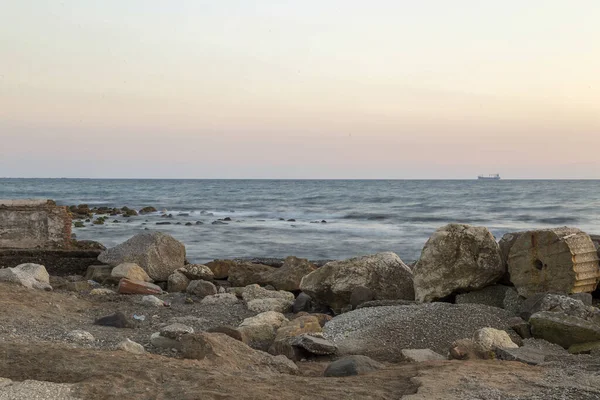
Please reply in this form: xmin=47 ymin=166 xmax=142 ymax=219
xmin=1 ymin=179 xmax=599 ymax=263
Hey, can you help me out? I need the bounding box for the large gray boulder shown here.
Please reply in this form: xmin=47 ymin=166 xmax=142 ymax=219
xmin=299 ymin=252 xmax=414 ymax=313
xmin=508 ymin=227 xmax=600 ymax=298
xmin=323 ymin=303 xmax=516 ymax=361
xmin=98 ymin=231 xmax=186 ymax=281
xmin=413 ymin=224 xmax=504 ymax=302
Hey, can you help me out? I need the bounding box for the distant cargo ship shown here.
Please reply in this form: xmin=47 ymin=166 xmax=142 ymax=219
xmin=478 ymin=174 xmax=501 ymax=180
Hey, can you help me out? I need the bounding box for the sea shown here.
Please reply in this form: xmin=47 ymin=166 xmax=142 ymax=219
xmin=1 ymin=179 xmax=598 ymax=264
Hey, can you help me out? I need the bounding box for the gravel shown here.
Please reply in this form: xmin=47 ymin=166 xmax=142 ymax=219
xmin=323 ymin=303 xmax=518 ymax=361
xmin=0 ymin=379 xmax=76 ymax=400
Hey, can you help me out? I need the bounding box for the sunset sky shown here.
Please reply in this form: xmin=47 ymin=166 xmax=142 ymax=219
xmin=1 ymin=1 xmax=598 ymax=178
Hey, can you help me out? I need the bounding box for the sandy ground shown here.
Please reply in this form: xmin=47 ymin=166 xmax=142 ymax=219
xmin=1 ymin=282 xmax=599 ymax=399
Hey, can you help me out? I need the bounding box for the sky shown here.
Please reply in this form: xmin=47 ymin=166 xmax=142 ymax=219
xmin=0 ymin=0 xmax=599 ymax=179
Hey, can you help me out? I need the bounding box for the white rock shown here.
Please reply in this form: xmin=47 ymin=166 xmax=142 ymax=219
xmin=117 ymin=338 xmax=146 ymax=355
xmin=67 ymin=330 xmax=95 ymax=342
xmin=473 ymin=327 xmax=518 ymax=352
xmin=0 ymin=263 xmax=52 ymax=290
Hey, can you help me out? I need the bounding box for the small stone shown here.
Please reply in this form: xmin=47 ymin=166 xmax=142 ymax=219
xmin=150 ymin=332 xmax=181 ymax=350
xmin=117 ymin=338 xmax=146 ymax=355
xmin=84 ymin=265 xmax=112 ymax=282
xmin=186 ymin=280 xmax=217 ymax=298
xmin=167 ymin=271 xmax=190 ymax=293
xmin=111 ymin=263 xmax=153 ymax=283
xmin=160 ymin=323 xmax=194 ymax=340
xmin=401 ymin=349 xmax=446 ymax=362
xmin=292 ymin=334 xmax=337 ymax=355
xmin=141 ymin=295 xmax=164 ymax=307
xmin=90 ymin=288 xmax=116 ymax=296
xmin=200 ymin=293 xmax=239 ymax=305
xmin=67 ymin=330 xmax=95 ymax=342
xmin=94 ymin=312 xmax=133 ymax=329
xmin=117 ymin=278 xmax=162 ymax=295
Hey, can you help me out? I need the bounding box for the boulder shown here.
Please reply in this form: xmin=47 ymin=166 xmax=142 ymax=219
xmin=472 ymin=327 xmax=518 ymax=351
xmin=507 ymin=228 xmax=600 ymax=298
xmin=180 ymin=332 xmax=298 ymax=374
xmin=529 ymin=311 xmax=600 ymax=348
xmin=111 ymin=263 xmax=152 ymax=283
xmin=0 ymin=263 xmax=52 ymax=291
xmin=117 ymin=278 xmax=162 ymax=295
xmin=98 ymin=231 xmax=186 ymax=281
xmin=167 ymin=271 xmax=190 ymax=292
xmin=299 ymin=252 xmax=414 ymax=313
xmin=186 ymin=280 xmax=217 ymax=298
xmin=227 ymin=262 xmax=275 ymax=287
xmin=323 ymin=303 xmax=517 ymax=361
xmin=261 ymin=256 xmax=317 ymax=292
xmin=178 ymin=264 xmax=214 ymax=281
xmin=247 ymin=298 xmax=294 ymax=314
xmin=413 ymin=224 xmax=503 ymax=302
xmin=238 ymin=311 xmax=288 ymax=350
xmin=323 ymin=355 xmax=384 ymax=377
xmin=205 ymin=260 xmax=236 ymax=279
xmin=401 ymin=349 xmax=446 ymax=362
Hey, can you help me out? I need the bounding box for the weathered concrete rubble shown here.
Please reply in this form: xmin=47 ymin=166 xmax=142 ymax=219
xmin=508 ymin=227 xmax=600 ymax=297
xmin=0 ymin=199 xmax=71 ymax=249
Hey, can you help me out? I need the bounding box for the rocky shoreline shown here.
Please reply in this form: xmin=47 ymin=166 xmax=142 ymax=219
xmin=1 ymin=200 xmax=600 ymax=399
